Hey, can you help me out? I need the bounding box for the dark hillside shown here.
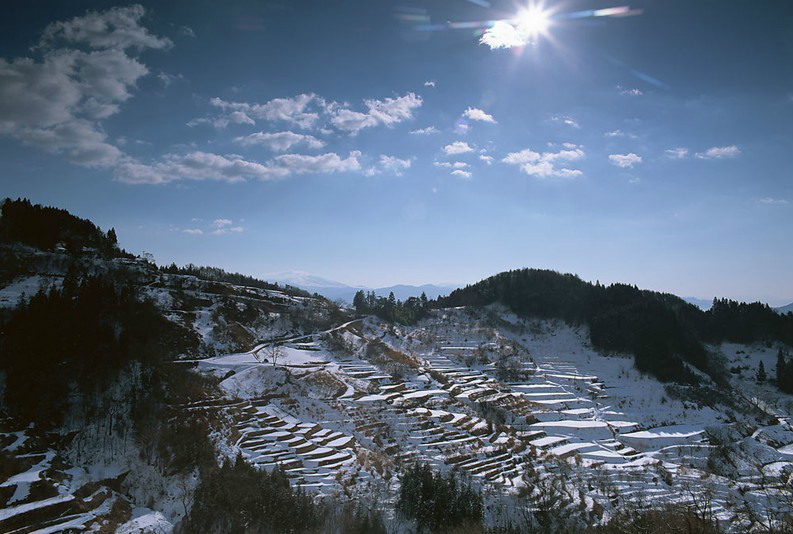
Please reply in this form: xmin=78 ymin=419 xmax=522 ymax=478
xmin=436 ymin=268 xmax=792 ymax=383
xmin=0 ymin=198 xmax=125 ymax=256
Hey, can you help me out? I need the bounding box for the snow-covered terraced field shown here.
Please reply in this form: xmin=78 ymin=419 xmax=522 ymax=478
xmin=188 ymin=306 xmax=793 ymax=529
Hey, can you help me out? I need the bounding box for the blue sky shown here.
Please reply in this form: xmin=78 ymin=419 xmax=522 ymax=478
xmin=1 ymin=1 xmax=791 ymax=303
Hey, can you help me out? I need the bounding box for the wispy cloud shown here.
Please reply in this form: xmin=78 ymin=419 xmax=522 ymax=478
xmin=759 ymin=197 xmax=789 ymax=205
xmin=115 ymin=150 xmax=362 ymax=184
xmin=330 ymin=92 xmax=422 ymax=134
xmin=207 ymin=94 xmax=322 ymax=129
xmin=550 ymin=115 xmax=580 ymax=129
xmin=365 ymin=155 xmax=412 ymax=176
xmin=211 ymin=218 xmax=244 ymax=235
xmin=451 ymin=169 xmax=472 ymax=179
xmin=410 ymin=126 xmax=439 ymax=135
xmin=443 ymin=141 xmax=474 ymax=155
xmin=665 ymin=147 xmax=689 ymax=159
xmin=502 ymin=144 xmax=584 ymax=178
xmin=695 ymin=145 xmax=741 ymax=159
xmin=234 ymin=131 xmax=325 ymax=151
xmin=434 ymin=161 xmax=469 ymax=169
xmin=479 ymin=155 xmax=494 ymax=165
xmin=618 ymin=86 xmax=643 ymax=96
xmin=180 ymin=218 xmax=243 ymax=236
xmin=273 ymin=151 xmax=362 ymax=175
xmin=463 ymin=107 xmax=496 ymax=123
xmin=608 ymin=153 xmax=642 ymax=168
xmin=424 ymin=81 xmax=435 ymax=87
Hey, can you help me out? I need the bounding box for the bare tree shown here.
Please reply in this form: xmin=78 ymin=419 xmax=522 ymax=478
xmin=264 ymin=343 xmax=284 ymax=367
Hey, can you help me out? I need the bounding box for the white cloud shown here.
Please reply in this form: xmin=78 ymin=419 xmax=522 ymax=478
xmin=759 ymin=197 xmax=789 ymax=205
xmin=234 ymin=131 xmax=325 ymax=151
xmin=665 ymin=147 xmax=689 ymax=159
xmin=115 ymin=150 xmax=363 ymax=185
xmin=272 ymin=151 xmax=362 ymax=175
xmin=463 ymin=107 xmax=496 ymax=123
xmin=410 ymin=126 xmax=439 ymax=135
xmin=182 ymin=228 xmax=203 ymax=235
xmin=479 ymin=155 xmax=494 ymax=165
xmin=434 ymin=161 xmax=469 ymax=169
xmin=550 ymin=115 xmax=580 ymax=129
xmin=212 ymin=221 xmax=244 ymax=235
xmin=695 ymin=145 xmax=741 ymax=159
xmin=0 ymin=5 xmax=167 ymax=169
xmin=15 ymin=119 xmax=124 ymax=168
xmin=605 ymin=129 xmax=625 ymax=138
xmin=376 ymin=155 xmax=412 ymax=176
xmin=424 ymin=81 xmax=435 ymax=87
xmin=209 ymin=94 xmax=322 ymax=129
xmin=479 ymin=21 xmax=531 ymax=50
xmin=608 ymin=153 xmax=642 ymax=168
xmin=443 ymin=141 xmax=474 ymax=155
xmin=115 ymin=152 xmax=288 ymax=184
xmin=502 ymin=145 xmax=584 ymax=178
xmin=39 ymin=5 xmax=173 ymax=51
xmin=619 ymin=87 xmax=643 ymax=96
xmin=451 ymin=169 xmax=472 ymax=179
xmin=331 ymin=92 xmax=422 ymax=134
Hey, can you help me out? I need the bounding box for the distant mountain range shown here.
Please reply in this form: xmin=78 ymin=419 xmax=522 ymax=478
xmin=777 ymin=302 xmax=793 ymax=314
xmin=266 ymin=272 xmax=793 ymax=312
xmin=263 ymin=271 xmax=458 ymax=302
xmin=682 ymin=297 xmax=714 ymax=311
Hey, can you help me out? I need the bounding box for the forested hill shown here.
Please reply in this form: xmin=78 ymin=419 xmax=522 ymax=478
xmin=435 ymin=268 xmax=793 ymax=383
xmin=0 ymin=197 xmax=125 ymax=256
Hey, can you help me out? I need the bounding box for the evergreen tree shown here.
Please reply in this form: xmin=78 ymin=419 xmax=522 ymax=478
xmin=353 ymin=290 xmax=366 ymax=313
xmin=757 ymin=361 xmax=767 ymax=383
xmin=777 ymin=349 xmax=786 ymax=387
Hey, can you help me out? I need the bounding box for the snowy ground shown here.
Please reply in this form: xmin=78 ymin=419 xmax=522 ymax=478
xmin=184 ymin=306 xmax=793 ymax=530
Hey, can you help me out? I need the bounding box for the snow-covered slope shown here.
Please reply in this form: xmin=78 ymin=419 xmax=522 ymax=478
xmin=180 ymin=305 xmax=793 ymax=530
xmin=2 ymin=245 xmax=792 ymax=531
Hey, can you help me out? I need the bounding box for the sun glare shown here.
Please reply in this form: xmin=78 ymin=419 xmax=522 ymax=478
xmin=516 ymin=5 xmax=550 ymax=37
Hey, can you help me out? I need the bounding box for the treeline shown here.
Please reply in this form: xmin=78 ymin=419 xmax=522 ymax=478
xmin=160 ymin=263 xmax=314 ymax=298
xmin=436 ymin=269 xmax=793 ymax=384
xmin=708 ymin=298 xmax=793 ymax=344
xmin=0 ymin=270 xmax=198 ymax=426
xmin=776 ymin=348 xmax=793 ymax=394
xmin=0 ymin=197 xmax=126 ymax=257
xmin=397 ymin=463 xmax=483 ymax=534
xmin=180 ymin=460 xmax=741 ymax=534
xmin=353 ymin=290 xmax=430 ymax=325
xmin=179 ymin=454 xmax=385 ymax=534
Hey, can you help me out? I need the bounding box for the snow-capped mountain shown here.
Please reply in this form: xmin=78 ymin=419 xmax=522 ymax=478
xmin=263 ymin=270 xmax=457 ymax=302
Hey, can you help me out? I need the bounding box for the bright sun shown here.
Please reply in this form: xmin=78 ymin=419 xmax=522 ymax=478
xmin=516 ymin=5 xmax=551 ymax=37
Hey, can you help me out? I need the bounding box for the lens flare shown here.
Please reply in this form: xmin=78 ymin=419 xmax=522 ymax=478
xmin=515 ymin=5 xmax=551 ymax=38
